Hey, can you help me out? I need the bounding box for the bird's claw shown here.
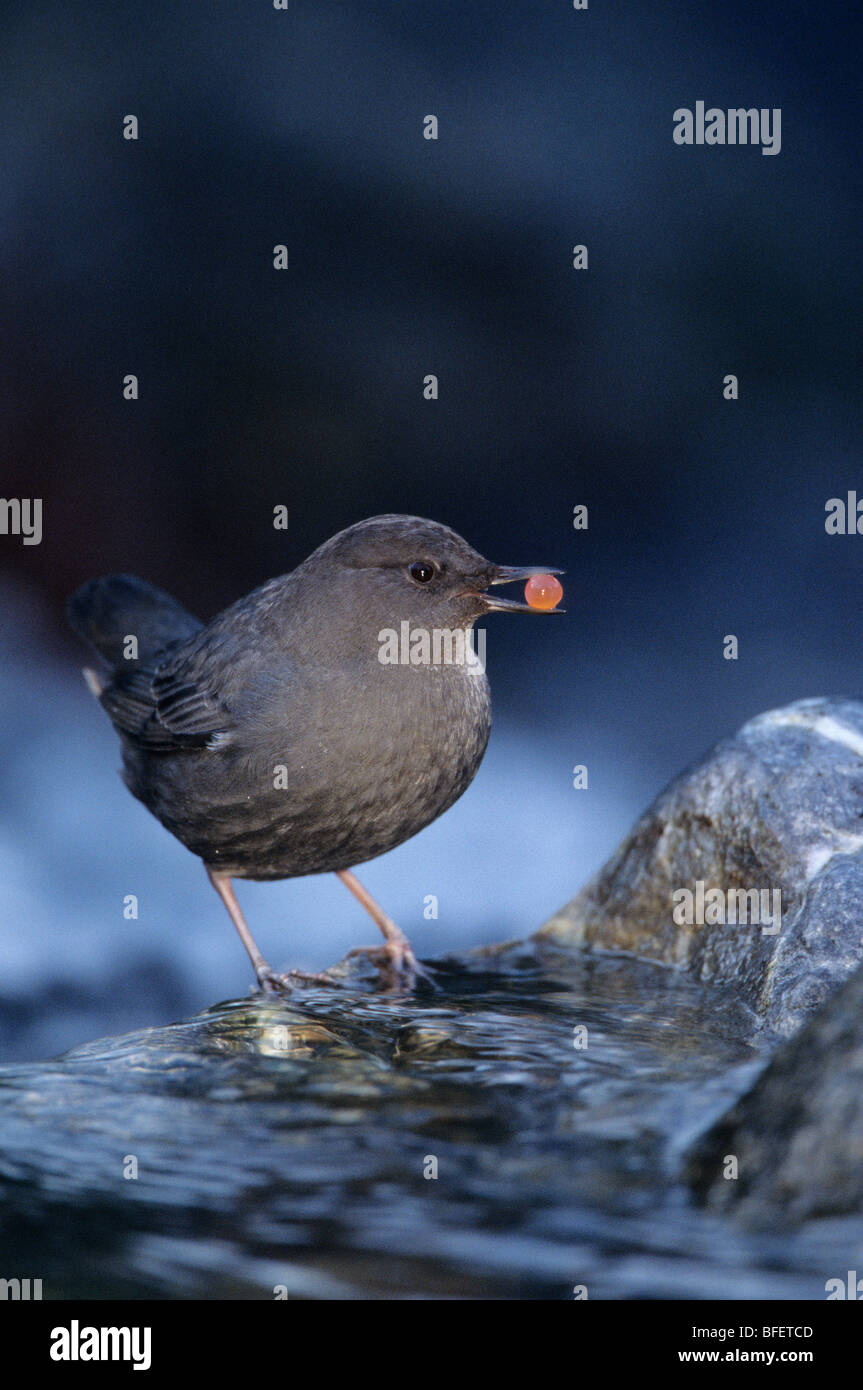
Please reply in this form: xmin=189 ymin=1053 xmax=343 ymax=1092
xmin=256 ymin=964 xmax=341 ymax=993
xmin=254 ymin=940 xmax=437 ymax=995
xmin=255 ymin=966 xmax=294 ymax=994
xmin=286 ymin=966 xmax=340 ymax=987
xmin=346 ymin=937 xmax=436 ymax=990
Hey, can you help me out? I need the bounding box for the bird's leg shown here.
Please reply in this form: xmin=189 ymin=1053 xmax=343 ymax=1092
xmin=207 ymin=868 xmax=286 ymax=991
xmin=336 ymin=869 xmax=433 ymax=986
xmin=207 ymin=868 xmax=335 ymax=992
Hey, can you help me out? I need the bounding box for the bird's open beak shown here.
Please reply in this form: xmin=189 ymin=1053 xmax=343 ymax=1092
xmin=472 ymin=565 xmax=565 ymax=613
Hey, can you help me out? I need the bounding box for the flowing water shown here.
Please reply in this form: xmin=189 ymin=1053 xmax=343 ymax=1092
xmin=0 ymin=941 xmax=854 ymax=1299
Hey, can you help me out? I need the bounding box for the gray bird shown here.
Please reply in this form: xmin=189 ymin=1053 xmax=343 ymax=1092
xmin=68 ymin=515 xmax=562 ymax=991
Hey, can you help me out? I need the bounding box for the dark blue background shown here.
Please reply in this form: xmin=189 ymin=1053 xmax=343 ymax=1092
xmin=2 ymin=1 xmax=861 ymax=1059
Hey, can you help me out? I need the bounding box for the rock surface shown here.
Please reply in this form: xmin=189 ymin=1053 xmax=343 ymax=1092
xmin=685 ymin=961 xmax=863 ymax=1227
xmin=538 ymin=699 xmax=863 ymax=1036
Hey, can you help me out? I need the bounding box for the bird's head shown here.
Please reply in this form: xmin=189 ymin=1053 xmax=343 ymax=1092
xmin=283 ymin=514 xmax=562 ymax=666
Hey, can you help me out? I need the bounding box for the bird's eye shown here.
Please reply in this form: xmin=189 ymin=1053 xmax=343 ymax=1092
xmin=408 ymin=561 xmax=436 ymax=585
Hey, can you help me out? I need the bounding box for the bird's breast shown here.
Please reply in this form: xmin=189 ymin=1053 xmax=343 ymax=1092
xmin=131 ymin=657 xmax=493 ymax=879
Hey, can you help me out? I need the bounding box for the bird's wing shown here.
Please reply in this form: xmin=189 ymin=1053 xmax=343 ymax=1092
xmin=99 ymin=638 xmax=236 ymax=751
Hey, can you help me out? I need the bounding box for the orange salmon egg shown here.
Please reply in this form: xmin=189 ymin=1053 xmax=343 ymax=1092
xmin=524 ymin=574 xmax=563 ymax=610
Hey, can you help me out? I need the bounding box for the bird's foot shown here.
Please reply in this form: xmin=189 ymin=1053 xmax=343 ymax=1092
xmin=346 ymin=935 xmax=435 ymax=990
xmin=255 ymin=964 xmax=294 ymax=994
xmin=255 ymin=963 xmax=340 ymax=993
xmin=254 ymin=942 xmax=435 ymax=995
xmin=285 ymin=967 xmax=341 ymax=987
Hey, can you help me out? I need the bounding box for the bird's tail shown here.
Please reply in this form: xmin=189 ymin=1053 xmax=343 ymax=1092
xmin=67 ymin=574 xmax=202 ymax=671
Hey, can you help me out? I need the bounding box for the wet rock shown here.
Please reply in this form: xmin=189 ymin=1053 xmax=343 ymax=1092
xmin=3 ymin=948 xmax=825 ymax=1301
xmin=685 ymin=962 xmax=863 ymax=1226
xmin=537 ymin=698 xmax=863 ymax=1036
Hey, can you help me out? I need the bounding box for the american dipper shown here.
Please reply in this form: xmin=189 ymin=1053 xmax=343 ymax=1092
xmin=68 ymin=515 xmax=562 ymax=991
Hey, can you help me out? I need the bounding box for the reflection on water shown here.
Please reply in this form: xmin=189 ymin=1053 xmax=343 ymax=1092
xmin=0 ymin=943 xmax=853 ymax=1299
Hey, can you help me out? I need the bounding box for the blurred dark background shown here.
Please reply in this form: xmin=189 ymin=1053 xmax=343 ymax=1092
xmin=2 ymin=0 xmax=862 ymax=1059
